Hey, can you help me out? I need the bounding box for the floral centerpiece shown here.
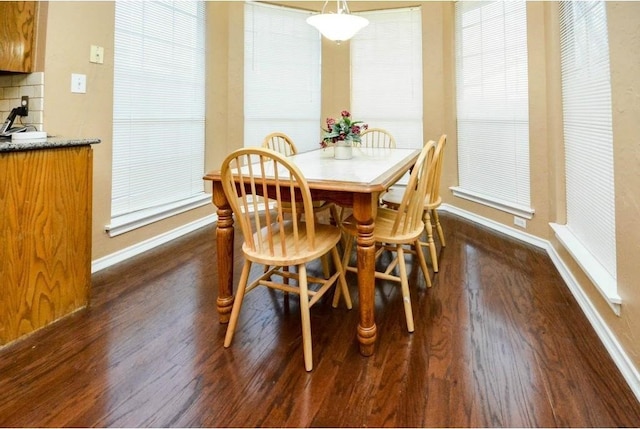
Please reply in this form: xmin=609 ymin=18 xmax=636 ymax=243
xmin=320 ymin=110 xmax=368 ymax=148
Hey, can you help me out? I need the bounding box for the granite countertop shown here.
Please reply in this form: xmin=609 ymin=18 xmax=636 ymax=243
xmin=0 ymin=136 xmax=101 ymax=153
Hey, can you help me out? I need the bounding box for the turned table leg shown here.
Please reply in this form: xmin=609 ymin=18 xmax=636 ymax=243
xmin=352 ymin=193 xmax=377 ymax=356
xmin=213 ymin=182 xmax=234 ymax=323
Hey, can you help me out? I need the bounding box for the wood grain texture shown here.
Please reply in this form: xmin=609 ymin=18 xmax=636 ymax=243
xmin=0 ymin=1 xmax=37 ymax=73
xmin=0 ymin=213 xmax=638 ymax=426
xmin=0 ymin=146 xmax=92 ymax=345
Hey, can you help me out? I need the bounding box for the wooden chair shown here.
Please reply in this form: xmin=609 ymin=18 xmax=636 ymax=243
xmin=337 ymin=140 xmax=436 ymax=333
xmin=381 ymin=135 xmax=447 ymax=273
xmin=220 ymin=147 xmax=352 ymax=371
xmin=360 ymin=128 xmax=397 ymax=149
xmin=262 ymin=132 xmax=341 ymax=277
xmin=262 ymin=132 xmax=298 ymax=156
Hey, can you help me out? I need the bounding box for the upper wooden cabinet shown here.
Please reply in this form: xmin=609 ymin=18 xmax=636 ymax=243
xmin=0 ymin=1 xmax=38 ymax=73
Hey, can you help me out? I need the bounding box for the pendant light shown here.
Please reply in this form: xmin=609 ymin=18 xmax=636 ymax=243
xmin=306 ymin=0 xmax=369 ymax=43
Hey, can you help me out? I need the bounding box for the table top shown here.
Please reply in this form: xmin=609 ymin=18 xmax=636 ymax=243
xmin=204 ymin=147 xmax=420 ymax=194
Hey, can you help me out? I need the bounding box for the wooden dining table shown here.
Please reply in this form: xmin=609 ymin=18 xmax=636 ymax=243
xmin=203 ymin=146 xmax=421 ymax=356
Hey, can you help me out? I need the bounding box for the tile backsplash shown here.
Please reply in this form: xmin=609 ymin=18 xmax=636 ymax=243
xmin=0 ymin=72 xmax=44 ymax=132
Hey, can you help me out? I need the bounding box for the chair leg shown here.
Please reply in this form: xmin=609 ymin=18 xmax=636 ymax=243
xmin=414 ymin=238 xmax=432 ymax=288
xmin=341 ymin=234 xmax=354 ymax=270
xmin=297 ymin=264 xmax=313 ymax=371
xmin=396 ymin=246 xmax=415 ymax=333
xmin=329 ymin=205 xmax=340 ymax=227
xmin=321 ymin=254 xmax=330 ymax=279
xmin=331 ymin=247 xmax=352 ymax=309
xmin=432 ymin=208 xmax=446 ymax=247
xmin=283 ymin=265 xmax=290 ymax=303
xmin=423 ymin=210 xmax=439 ymax=273
xmin=331 ymin=205 xmax=348 ymax=249
xmin=312 ymin=210 xmax=332 ymax=279
xmin=224 ymin=260 xmax=252 ymax=348
xmin=333 ymin=234 xmax=354 ymax=307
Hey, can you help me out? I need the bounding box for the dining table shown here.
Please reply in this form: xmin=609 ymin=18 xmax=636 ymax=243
xmin=203 ymin=145 xmax=421 ymax=356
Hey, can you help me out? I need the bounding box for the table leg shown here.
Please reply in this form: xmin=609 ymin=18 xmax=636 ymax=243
xmin=212 ymin=182 xmax=234 ymax=323
xmin=352 ymin=193 xmax=377 ymax=356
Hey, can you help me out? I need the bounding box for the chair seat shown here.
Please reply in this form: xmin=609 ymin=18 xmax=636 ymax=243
xmin=244 ymin=221 xmax=343 ymax=266
xmin=341 ymin=208 xmax=424 ymax=245
xmin=381 ymin=186 xmax=440 ymax=210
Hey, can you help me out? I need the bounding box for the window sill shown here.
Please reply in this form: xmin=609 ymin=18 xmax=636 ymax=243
xmin=106 ymin=193 xmax=211 ymax=237
xmin=550 ymin=223 xmax=621 ymax=315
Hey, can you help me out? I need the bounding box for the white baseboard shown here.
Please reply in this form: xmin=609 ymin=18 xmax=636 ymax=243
xmin=440 ymin=203 xmax=548 ymax=249
xmin=440 ymin=203 xmax=640 ymax=403
xmin=91 ymin=214 xmax=218 ymax=273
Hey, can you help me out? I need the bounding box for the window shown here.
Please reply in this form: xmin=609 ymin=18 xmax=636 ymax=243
xmin=452 ymin=1 xmax=533 ymax=219
xmin=551 ymin=1 xmax=619 ymax=310
xmin=244 ymin=2 xmax=321 ymax=153
xmin=109 ymin=1 xmax=206 ymax=237
xmin=350 ymin=7 xmax=423 ymax=150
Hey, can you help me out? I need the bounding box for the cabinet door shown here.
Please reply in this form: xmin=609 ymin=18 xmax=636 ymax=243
xmin=0 ymin=1 xmax=37 ymax=73
xmin=0 ymin=146 xmax=93 ymax=346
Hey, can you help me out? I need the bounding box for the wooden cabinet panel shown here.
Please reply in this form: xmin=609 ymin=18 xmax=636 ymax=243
xmin=0 ymin=146 xmax=93 ymax=345
xmin=0 ymin=1 xmax=37 ymax=73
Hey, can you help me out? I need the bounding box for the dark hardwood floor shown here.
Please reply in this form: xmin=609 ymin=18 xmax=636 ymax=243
xmin=1 ymin=212 xmax=639 ymax=427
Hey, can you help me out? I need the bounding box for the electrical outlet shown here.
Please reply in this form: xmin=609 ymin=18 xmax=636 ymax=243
xmin=514 ymin=216 xmax=527 ymax=228
xmin=18 ymin=96 xmax=29 ymax=117
xmin=89 ymin=45 xmax=104 ymax=64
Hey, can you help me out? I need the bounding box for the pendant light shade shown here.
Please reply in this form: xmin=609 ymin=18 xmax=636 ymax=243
xmin=306 ymin=0 xmax=369 ymax=43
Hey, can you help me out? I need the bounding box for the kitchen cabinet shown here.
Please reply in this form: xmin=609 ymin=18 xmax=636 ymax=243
xmin=0 ymin=143 xmax=94 ymax=346
xmin=0 ymin=1 xmax=38 ymax=73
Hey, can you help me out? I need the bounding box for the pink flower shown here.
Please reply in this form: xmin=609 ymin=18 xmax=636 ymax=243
xmin=320 ymin=110 xmax=366 ymax=148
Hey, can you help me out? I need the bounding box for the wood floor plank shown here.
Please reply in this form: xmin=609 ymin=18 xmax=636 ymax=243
xmin=0 ymin=213 xmax=639 ymax=427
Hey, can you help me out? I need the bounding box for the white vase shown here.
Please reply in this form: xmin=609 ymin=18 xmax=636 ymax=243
xmin=334 ymin=141 xmax=353 ymax=160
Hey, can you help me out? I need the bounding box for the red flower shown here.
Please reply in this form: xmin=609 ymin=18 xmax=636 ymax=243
xmin=341 ymin=110 xmax=351 ymax=118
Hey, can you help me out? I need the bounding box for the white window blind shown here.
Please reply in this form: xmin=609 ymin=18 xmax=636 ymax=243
xmin=552 ymin=1 xmax=618 ymax=307
xmin=244 ymin=2 xmax=321 ymax=153
xmin=453 ymin=1 xmax=532 ymax=218
xmin=351 ymin=7 xmax=423 ymax=150
xmin=109 ymin=1 xmax=206 ymax=236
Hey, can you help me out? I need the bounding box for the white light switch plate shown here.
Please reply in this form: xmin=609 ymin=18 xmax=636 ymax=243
xmin=71 ymin=73 xmax=87 ymax=93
